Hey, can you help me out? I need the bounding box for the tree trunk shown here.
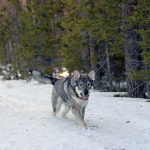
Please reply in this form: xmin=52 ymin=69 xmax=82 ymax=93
xmin=89 ymin=34 xmax=96 ymax=70
xmin=122 ymin=0 xmax=145 ymax=98
xmin=10 ymin=0 xmax=21 ymax=67
xmin=105 ymin=41 xmax=113 ymax=90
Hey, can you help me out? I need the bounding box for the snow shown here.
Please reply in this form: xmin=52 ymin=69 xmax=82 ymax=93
xmin=0 ymin=80 xmax=150 ymax=150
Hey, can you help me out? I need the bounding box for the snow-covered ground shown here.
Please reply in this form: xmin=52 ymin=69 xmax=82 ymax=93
xmin=0 ymin=80 xmax=150 ymax=150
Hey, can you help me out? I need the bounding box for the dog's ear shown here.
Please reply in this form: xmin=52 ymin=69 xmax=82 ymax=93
xmin=73 ymin=70 xmax=80 ymax=80
xmin=88 ymin=70 xmax=95 ymax=80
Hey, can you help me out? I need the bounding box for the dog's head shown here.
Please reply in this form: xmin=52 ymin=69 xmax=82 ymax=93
xmin=72 ymin=70 xmax=95 ymax=100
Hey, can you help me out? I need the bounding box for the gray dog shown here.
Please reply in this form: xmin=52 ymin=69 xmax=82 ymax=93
xmin=28 ymin=69 xmax=95 ymax=128
xmin=51 ymin=70 xmax=95 ymax=128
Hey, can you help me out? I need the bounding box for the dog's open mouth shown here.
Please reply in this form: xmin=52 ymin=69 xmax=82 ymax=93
xmin=82 ymin=95 xmax=89 ymax=100
xmin=79 ymin=93 xmax=89 ymax=100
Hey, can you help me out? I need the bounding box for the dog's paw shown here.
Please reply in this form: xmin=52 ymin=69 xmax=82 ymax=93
xmin=50 ymin=111 xmax=56 ymax=117
xmin=80 ymin=122 xmax=87 ymax=129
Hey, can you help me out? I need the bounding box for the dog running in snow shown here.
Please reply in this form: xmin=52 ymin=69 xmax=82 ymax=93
xmin=29 ymin=69 xmax=95 ymax=128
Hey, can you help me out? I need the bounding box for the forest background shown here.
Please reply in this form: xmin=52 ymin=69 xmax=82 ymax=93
xmin=0 ymin=0 xmax=150 ymax=98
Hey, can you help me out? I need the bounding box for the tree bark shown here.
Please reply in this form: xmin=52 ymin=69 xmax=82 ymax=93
xmin=122 ymin=0 xmax=145 ymax=98
xmin=105 ymin=41 xmax=113 ymax=90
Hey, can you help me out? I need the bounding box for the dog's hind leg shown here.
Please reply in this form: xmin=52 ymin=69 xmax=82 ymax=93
xmin=61 ymin=104 xmax=70 ymax=118
xmin=52 ymin=95 xmax=62 ymax=116
xmin=51 ymin=88 xmax=61 ymax=116
xmin=55 ymin=97 xmax=62 ymax=114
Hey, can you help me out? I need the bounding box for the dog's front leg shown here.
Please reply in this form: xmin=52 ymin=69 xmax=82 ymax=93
xmin=71 ymin=107 xmax=87 ymax=128
xmin=80 ymin=107 xmax=85 ymax=120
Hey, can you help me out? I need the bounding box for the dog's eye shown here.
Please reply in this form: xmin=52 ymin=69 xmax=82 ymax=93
xmin=78 ymin=83 xmax=83 ymax=87
xmin=87 ymin=82 xmax=91 ymax=87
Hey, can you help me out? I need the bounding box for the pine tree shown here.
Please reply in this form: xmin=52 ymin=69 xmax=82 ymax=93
xmin=129 ymin=0 xmax=150 ymax=97
xmin=60 ymin=0 xmax=125 ymax=90
xmin=17 ymin=0 xmax=63 ymax=74
xmin=60 ymin=0 xmax=88 ymax=72
xmin=0 ymin=1 xmax=12 ymax=64
xmin=122 ymin=0 xmax=146 ymax=98
xmin=87 ymin=0 xmax=124 ymax=90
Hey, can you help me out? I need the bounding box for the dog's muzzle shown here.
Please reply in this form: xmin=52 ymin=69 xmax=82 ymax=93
xmin=80 ymin=89 xmax=89 ymax=100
